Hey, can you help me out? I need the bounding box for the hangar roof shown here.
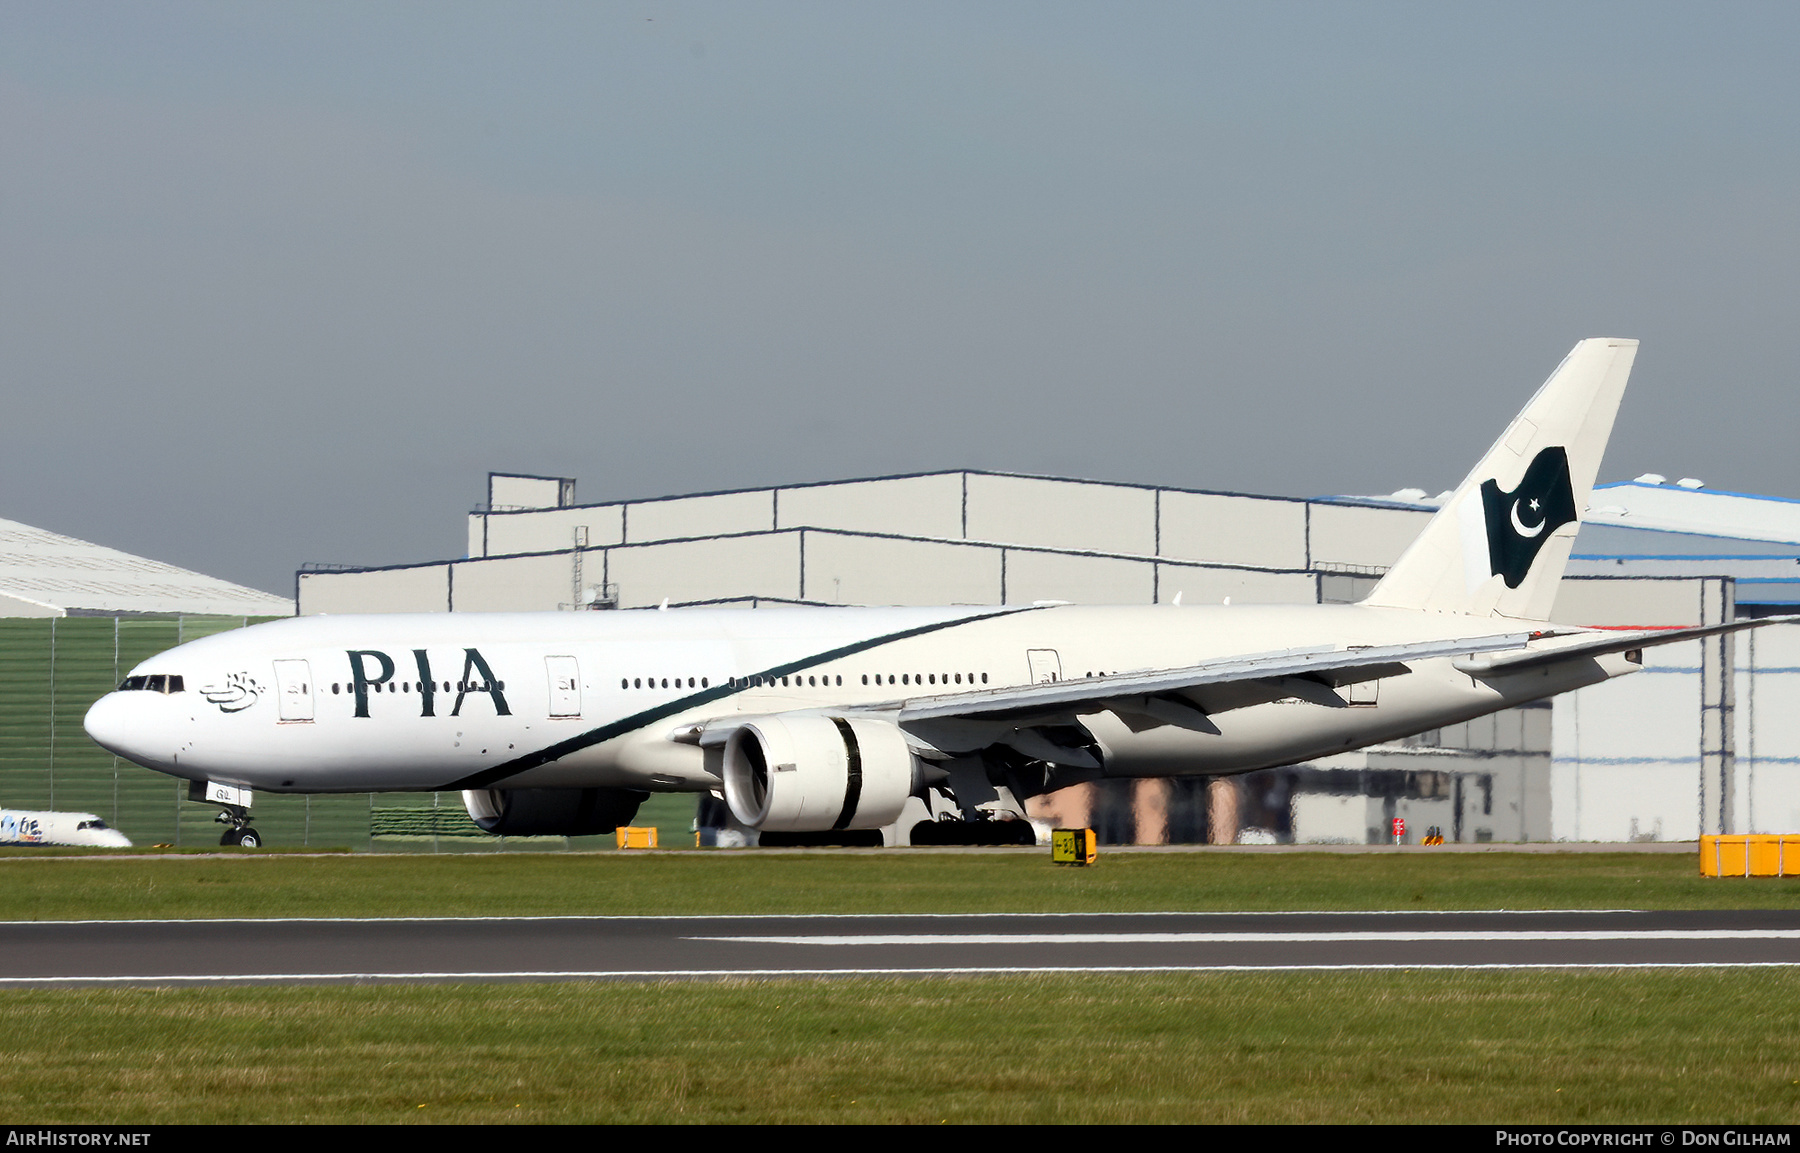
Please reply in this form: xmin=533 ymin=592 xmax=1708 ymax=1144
xmin=0 ymin=517 xmax=294 ymax=618
xmin=1584 ymin=481 xmax=1800 ymax=545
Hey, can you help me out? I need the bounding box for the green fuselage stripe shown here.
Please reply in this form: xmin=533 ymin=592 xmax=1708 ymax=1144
xmin=441 ymin=606 xmax=1042 ymax=792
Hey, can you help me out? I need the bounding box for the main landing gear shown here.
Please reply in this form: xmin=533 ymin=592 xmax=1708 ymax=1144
xmin=909 ymin=812 xmax=1038 ymax=847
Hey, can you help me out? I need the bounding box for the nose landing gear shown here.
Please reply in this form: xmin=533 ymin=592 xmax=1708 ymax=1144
xmin=188 ymin=780 xmax=262 ymax=849
xmin=213 ymin=806 xmax=261 ymax=848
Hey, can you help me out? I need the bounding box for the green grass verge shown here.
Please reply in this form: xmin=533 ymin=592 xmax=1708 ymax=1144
xmin=3 ymin=971 xmax=1797 ymax=1124
xmin=1 ymin=853 xmax=1795 ymax=1124
xmin=0 ymin=849 xmax=1795 ymax=921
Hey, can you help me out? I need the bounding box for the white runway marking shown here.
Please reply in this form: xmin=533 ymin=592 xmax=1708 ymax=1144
xmin=695 ymin=929 xmax=1800 ymax=946
xmin=3 ymin=961 xmax=1800 ymax=985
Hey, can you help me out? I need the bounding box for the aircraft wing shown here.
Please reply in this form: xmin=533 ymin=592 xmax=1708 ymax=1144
xmin=684 ymin=630 xmax=1544 ymax=750
xmin=895 ymin=632 xmax=1540 ymax=724
xmin=1451 ymin=615 xmax=1799 ymax=676
xmin=894 ymin=616 xmax=1800 ymax=725
xmin=683 ymin=617 xmax=1796 ymax=751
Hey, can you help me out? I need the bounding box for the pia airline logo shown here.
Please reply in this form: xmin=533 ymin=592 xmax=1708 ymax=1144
xmin=1479 ymin=446 xmax=1578 ymax=588
xmin=200 ymin=672 xmax=263 ymax=713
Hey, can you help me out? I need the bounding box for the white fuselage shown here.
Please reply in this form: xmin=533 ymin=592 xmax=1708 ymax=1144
xmin=82 ymin=603 xmax=1632 ymax=796
xmin=0 ymin=809 xmax=132 ymax=848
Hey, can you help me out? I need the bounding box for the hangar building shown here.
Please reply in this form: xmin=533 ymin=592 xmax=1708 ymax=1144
xmin=294 ymin=470 xmax=1800 ymax=847
xmin=0 ymin=516 xmax=320 ymax=847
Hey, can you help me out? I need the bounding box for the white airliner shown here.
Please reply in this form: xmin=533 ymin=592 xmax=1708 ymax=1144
xmin=0 ymin=809 xmax=132 ymax=848
xmin=82 ymin=339 xmax=1777 ymax=845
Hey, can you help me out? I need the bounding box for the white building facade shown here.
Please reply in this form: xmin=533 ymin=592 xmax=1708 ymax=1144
xmin=294 ymin=471 xmax=1800 ymax=844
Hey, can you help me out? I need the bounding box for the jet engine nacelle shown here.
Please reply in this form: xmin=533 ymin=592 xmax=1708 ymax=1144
xmin=722 ymin=715 xmax=917 ymax=832
xmin=460 ymin=787 xmax=647 ymax=837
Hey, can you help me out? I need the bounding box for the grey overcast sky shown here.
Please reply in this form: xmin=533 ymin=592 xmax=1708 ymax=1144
xmin=3 ymin=2 xmax=1797 ymax=593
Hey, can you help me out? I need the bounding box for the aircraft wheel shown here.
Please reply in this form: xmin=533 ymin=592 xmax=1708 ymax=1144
xmin=235 ymin=829 xmax=261 ymax=849
xmin=218 ymin=828 xmax=242 ymax=847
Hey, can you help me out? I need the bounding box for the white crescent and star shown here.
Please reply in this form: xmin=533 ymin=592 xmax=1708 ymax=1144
xmin=1509 ymin=497 xmax=1547 ymax=538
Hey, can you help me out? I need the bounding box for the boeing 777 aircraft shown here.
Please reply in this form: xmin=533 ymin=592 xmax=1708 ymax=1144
xmin=83 ymin=339 xmax=1776 ymax=845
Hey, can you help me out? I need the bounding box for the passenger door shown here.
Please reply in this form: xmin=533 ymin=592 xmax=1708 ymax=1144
xmin=272 ymin=659 xmax=315 ymax=722
xmin=546 ymin=655 xmax=582 ymax=718
xmin=1027 ymin=649 xmax=1063 ymax=684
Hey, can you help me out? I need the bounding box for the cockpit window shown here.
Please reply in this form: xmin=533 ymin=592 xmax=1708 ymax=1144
xmin=117 ymin=675 xmax=184 ymax=694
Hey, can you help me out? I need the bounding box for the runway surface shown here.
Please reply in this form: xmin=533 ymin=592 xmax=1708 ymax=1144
xmin=3 ymin=910 xmax=1799 ymax=985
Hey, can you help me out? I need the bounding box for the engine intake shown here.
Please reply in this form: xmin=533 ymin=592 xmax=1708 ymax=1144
xmin=723 ymin=715 xmax=916 ymax=832
xmin=460 ymin=787 xmax=647 ymax=836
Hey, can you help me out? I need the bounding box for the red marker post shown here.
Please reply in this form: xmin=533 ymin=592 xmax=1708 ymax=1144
xmin=1392 ymin=817 xmax=1406 ymax=845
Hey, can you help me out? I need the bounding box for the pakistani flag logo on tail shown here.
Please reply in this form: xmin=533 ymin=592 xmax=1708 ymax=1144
xmin=1480 ymin=446 xmax=1578 ymax=588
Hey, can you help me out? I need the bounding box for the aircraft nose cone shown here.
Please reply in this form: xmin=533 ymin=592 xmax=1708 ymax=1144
xmin=84 ymin=692 xmax=172 ymax=768
xmin=83 ymin=694 xmax=131 ymax=757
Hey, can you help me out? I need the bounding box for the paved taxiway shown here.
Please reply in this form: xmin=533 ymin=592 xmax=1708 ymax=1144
xmin=2 ymin=910 xmax=1798 ymax=985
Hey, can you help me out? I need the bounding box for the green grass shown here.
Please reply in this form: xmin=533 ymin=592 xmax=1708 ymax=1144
xmin=2 ymin=971 xmax=1796 ymax=1124
xmin=1 ymin=851 xmax=1794 ymax=1124
xmin=0 ymin=848 xmax=1794 ymax=921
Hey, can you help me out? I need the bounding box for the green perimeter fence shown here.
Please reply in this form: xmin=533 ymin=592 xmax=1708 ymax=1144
xmin=0 ymin=615 xmax=663 ymax=851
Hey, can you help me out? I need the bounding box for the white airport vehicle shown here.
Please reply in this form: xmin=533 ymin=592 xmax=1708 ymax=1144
xmin=0 ymin=809 xmax=132 ymax=848
xmin=82 ymin=339 xmax=1782 ymax=846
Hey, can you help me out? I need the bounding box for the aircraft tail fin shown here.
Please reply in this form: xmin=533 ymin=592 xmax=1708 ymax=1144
xmin=1363 ymin=338 xmax=1638 ymax=621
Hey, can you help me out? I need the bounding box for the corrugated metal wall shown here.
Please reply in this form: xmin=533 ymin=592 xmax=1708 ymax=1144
xmin=0 ymin=615 xmax=434 ymax=850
